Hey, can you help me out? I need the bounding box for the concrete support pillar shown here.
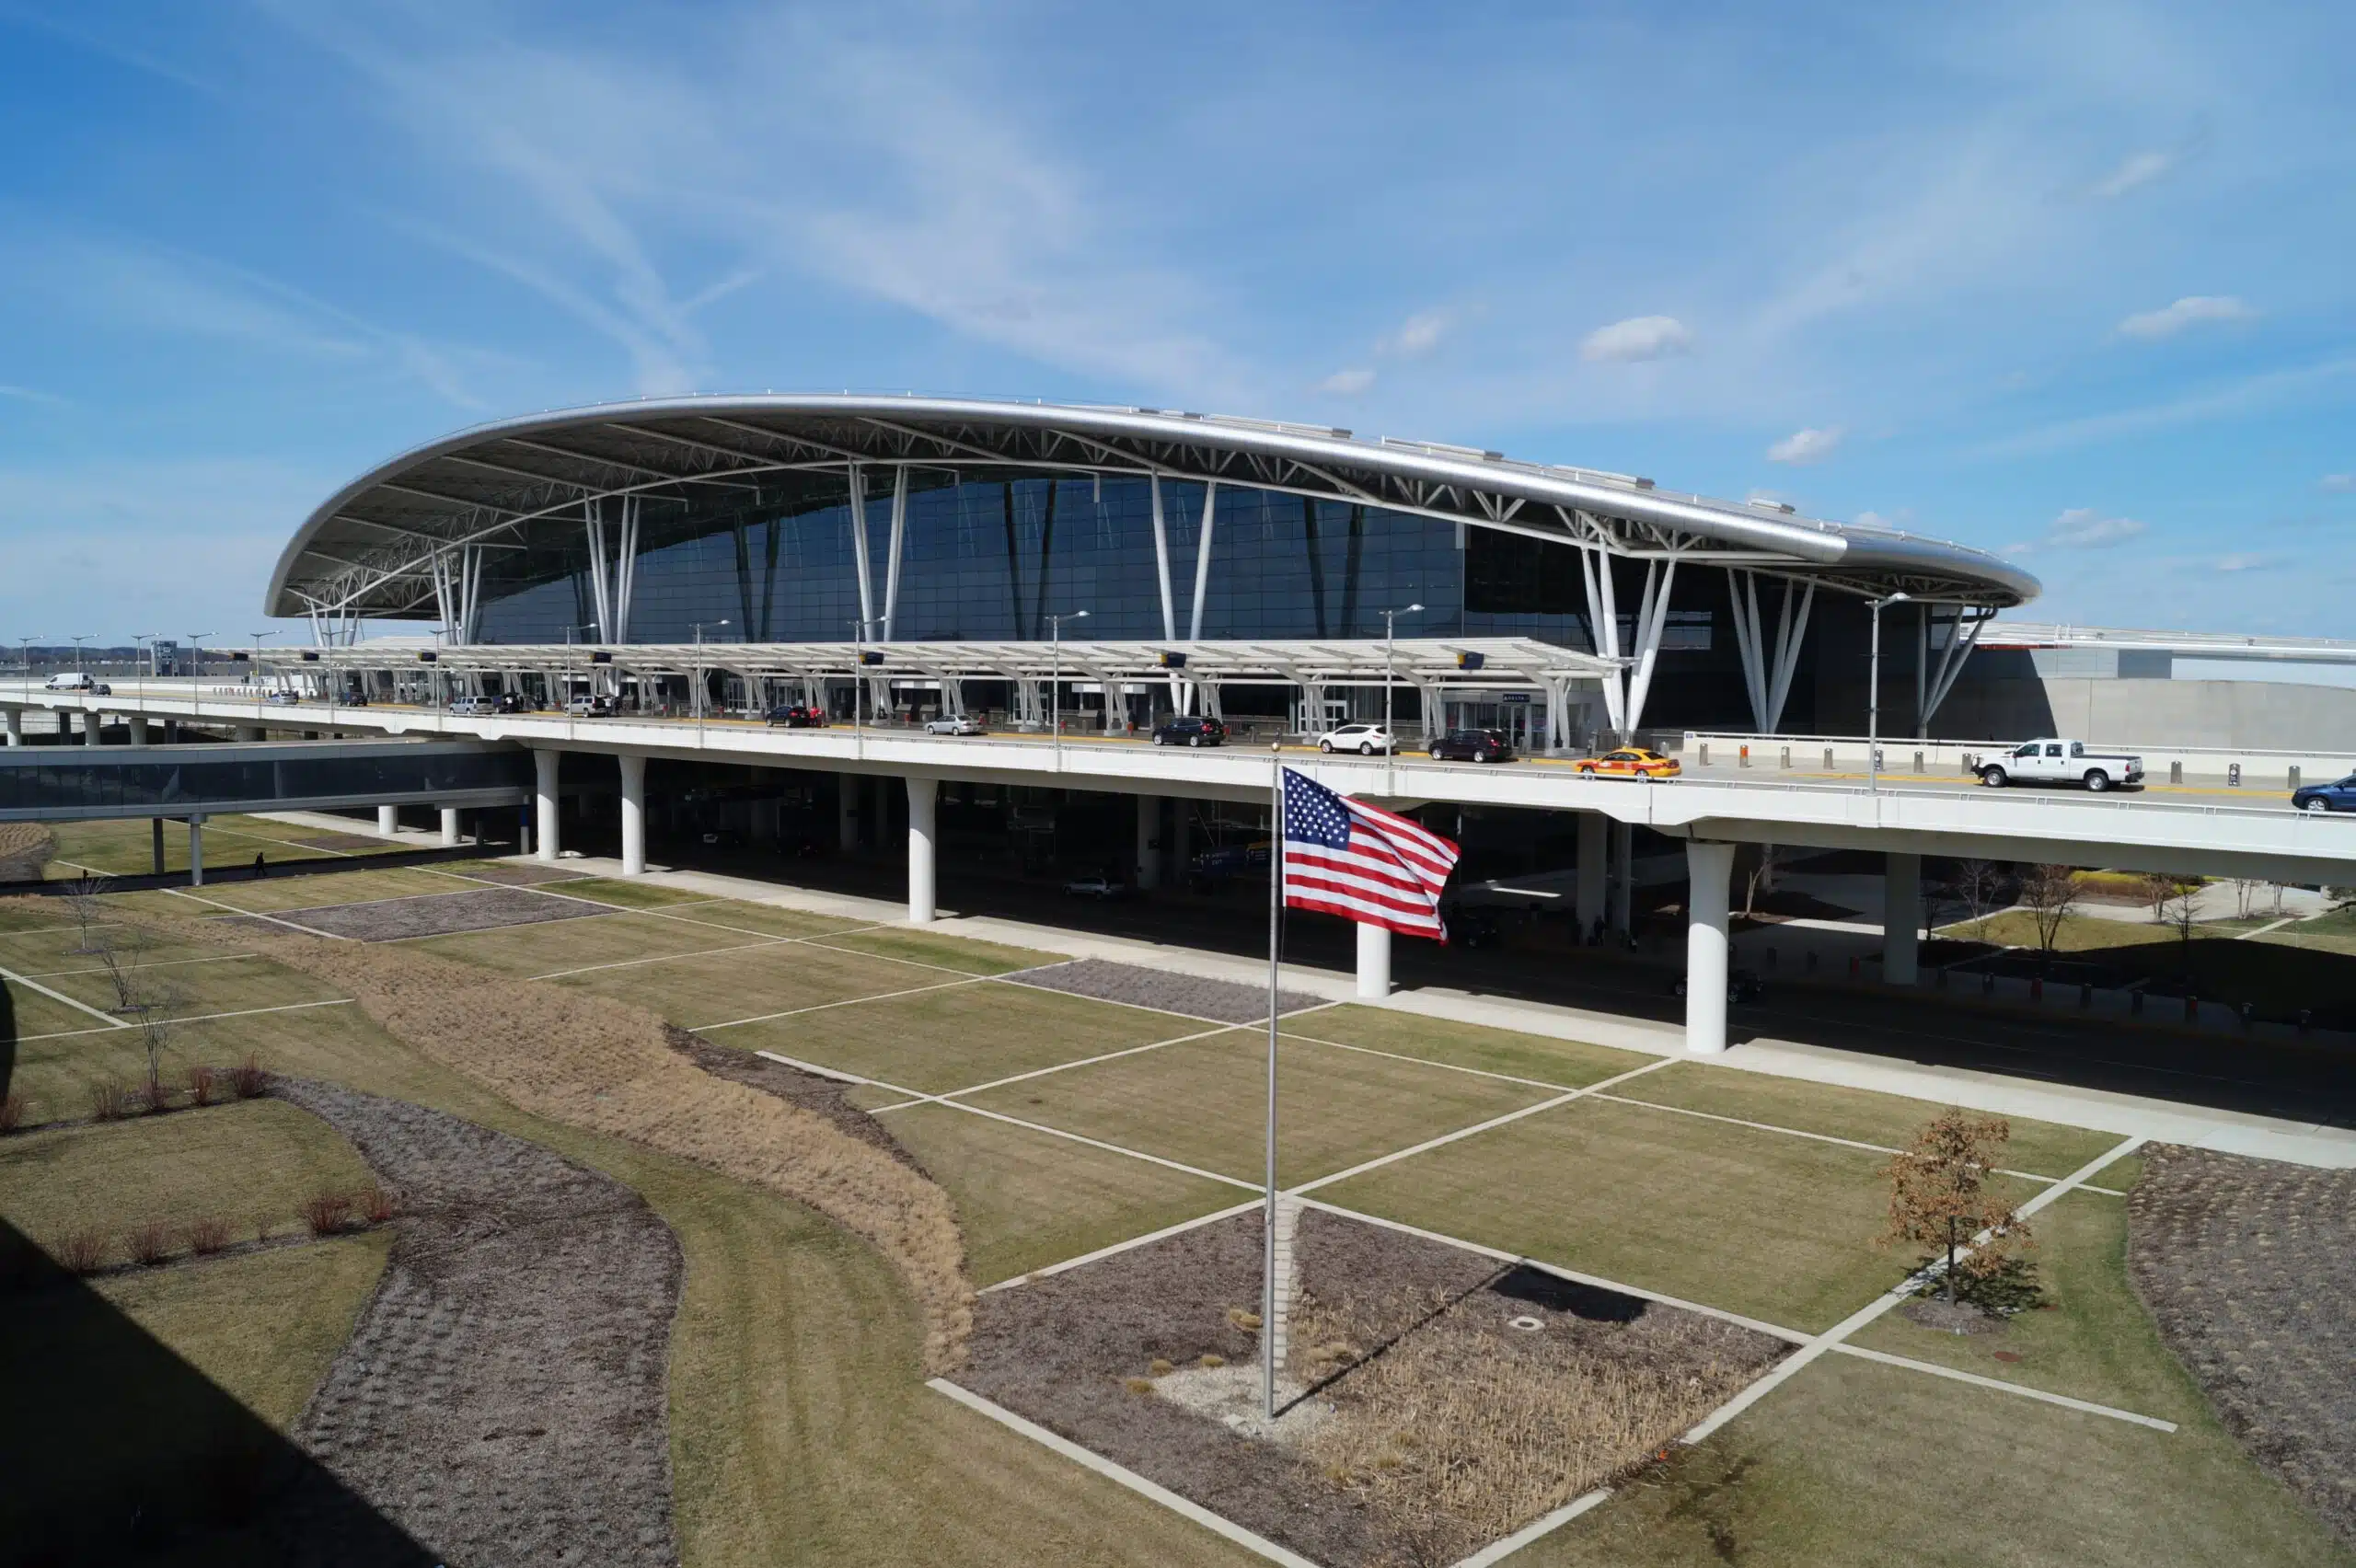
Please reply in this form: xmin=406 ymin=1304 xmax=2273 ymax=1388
xmin=1356 ymin=920 xmax=1392 ymax=1001
xmin=1135 ymin=796 xmax=1161 ymax=891
xmin=440 ymin=807 xmax=462 ymax=848
xmin=1610 ymin=821 xmax=1634 ymax=934
xmin=1576 ymin=813 xmax=1607 ymax=937
xmin=188 ymin=816 xmax=206 ymax=888
xmin=534 ymin=749 xmax=561 ymax=863
xmin=152 ymin=818 xmax=166 ymax=876
xmin=3 ymin=708 xmax=19 ymax=746
xmin=1684 ymin=840 xmax=1737 ymax=1055
xmin=84 ymin=710 xmax=103 ymax=745
xmin=907 ymin=775 xmax=937 ymax=924
xmin=837 ymin=776 xmax=860 ymax=852
xmin=377 ymin=805 xmax=398 ymax=836
xmin=618 ymin=754 xmax=647 ymax=876
xmin=1172 ymin=801 xmax=1193 ymax=885
xmin=1884 ymin=851 xmax=1922 ymax=986
xmin=128 ymin=714 xmax=150 ymax=746
xmin=236 ymin=725 xmax=265 ymax=743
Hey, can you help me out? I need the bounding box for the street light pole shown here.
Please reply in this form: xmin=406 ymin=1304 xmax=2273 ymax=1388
xmin=1866 ymin=592 xmax=1911 ymax=792
xmin=1045 ymin=609 xmax=1090 ymax=767
xmin=849 ymin=617 xmax=881 ymax=760
xmin=1379 ymin=603 xmax=1423 ymax=793
xmin=70 ymin=635 xmax=90 ymax=674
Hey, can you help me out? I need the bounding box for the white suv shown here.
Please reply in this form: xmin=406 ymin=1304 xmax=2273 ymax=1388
xmin=1317 ymin=722 xmax=1398 ymax=755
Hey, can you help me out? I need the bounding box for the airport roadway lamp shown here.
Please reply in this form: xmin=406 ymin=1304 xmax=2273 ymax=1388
xmin=1379 ymin=603 xmax=1423 ymax=792
xmin=1866 ymin=592 xmax=1911 ymax=792
xmin=17 ymin=638 xmax=40 ymax=679
xmin=70 ymin=635 xmax=90 ymax=674
xmin=188 ymin=634 xmax=214 ymax=686
xmin=133 ymin=633 xmax=159 ymax=681
xmin=1046 ymin=610 xmax=1090 ymax=767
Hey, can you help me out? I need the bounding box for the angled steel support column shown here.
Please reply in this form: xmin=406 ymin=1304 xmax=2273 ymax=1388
xmin=907 ymin=775 xmax=937 ymax=924
xmin=1684 ymin=840 xmax=1737 ymax=1055
xmin=1579 ymin=548 xmax=1627 ymax=739
xmin=1623 ymin=558 xmax=1679 ymax=741
xmin=618 ymin=754 xmax=647 ymax=876
xmin=1188 ymin=480 xmax=1218 ymax=640
xmin=849 ymin=464 xmax=876 ymax=632
xmin=882 ymin=465 xmax=908 ymax=641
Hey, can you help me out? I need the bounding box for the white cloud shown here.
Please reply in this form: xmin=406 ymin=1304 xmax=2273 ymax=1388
xmin=1766 ymin=425 xmax=1843 ymax=465
xmin=1318 ymin=367 xmax=1375 ymax=395
xmin=1380 ymin=310 xmax=1451 ymax=358
xmin=1580 ymin=315 xmax=1692 ymax=363
xmin=2214 ymin=553 xmax=2275 ymax=572
xmin=2116 ymin=294 xmax=2255 ymax=340
xmin=2040 ymin=507 xmax=2149 ymax=549
xmin=2321 ymin=474 xmax=2355 ymax=493
xmin=2090 ymin=150 xmax=2172 ymax=199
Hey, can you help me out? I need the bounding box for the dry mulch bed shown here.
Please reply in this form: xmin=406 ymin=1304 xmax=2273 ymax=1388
xmin=1004 ymin=957 xmax=1323 ymax=1025
xmin=2128 ymin=1144 xmax=2356 ymax=1545
xmin=225 ymin=885 xmax=606 ymax=941
xmin=961 ymin=1209 xmax=1785 ymax=1567
xmin=263 ymin=1078 xmax=684 ymax=1566
xmin=666 ymin=1026 xmax=923 ymax=1172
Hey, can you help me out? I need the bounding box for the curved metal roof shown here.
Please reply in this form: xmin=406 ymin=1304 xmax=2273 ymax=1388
xmin=269 ymin=394 xmax=2040 ymax=620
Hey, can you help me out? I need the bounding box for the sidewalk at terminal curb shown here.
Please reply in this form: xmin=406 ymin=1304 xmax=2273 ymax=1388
xmin=511 ymin=853 xmax=2356 ymax=1172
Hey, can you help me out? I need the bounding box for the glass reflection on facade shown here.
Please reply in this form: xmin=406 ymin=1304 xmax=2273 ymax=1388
xmin=471 ymin=471 xmax=1649 ymax=651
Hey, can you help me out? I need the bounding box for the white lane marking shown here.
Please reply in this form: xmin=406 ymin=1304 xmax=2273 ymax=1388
xmin=976 ymin=1201 xmax=1265 ymax=1294
xmin=0 ymin=961 xmax=134 ymax=1027
xmin=12 ymin=997 xmax=354 ymax=1043
xmin=690 ymin=974 xmax=985 ymax=1031
xmin=20 ymin=951 xmax=260 ymax=980
xmin=1827 ymin=1343 xmax=2176 ymax=1431
xmin=1448 ymin=1488 xmax=1614 ymax=1567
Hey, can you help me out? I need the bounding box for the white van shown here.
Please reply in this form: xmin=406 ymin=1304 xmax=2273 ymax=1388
xmin=43 ymin=672 xmax=95 ymax=691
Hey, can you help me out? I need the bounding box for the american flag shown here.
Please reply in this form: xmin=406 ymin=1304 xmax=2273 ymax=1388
xmin=1280 ymin=767 xmax=1461 ymax=940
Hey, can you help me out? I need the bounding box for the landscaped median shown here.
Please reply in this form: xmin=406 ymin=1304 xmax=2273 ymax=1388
xmin=73 ymin=897 xmax=976 ymax=1373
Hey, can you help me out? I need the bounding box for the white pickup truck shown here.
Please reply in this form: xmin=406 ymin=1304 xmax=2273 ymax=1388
xmin=1977 ymin=738 xmax=2144 ymax=793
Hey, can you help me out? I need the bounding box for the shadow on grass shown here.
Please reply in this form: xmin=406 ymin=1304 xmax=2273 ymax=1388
xmin=0 ymin=999 xmax=428 ymax=1568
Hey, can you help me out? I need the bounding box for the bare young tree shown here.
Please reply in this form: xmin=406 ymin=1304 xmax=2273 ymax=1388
xmin=2016 ymin=864 xmax=2080 ymax=972
xmin=2140 ymin=870 xmax=2181 ymax=925
xmin=1740 ymin=844 xmax=1778 ymax=921
xmin=132 ymin=980 xmax=185 ymax=1112
xmin=2231 ymin=878 xmax=2266 ymax=923
xmin=1938 ymin=859 xmax=2004 ymax=944
xmin=2161 ymin=877 xmax=2203 ymax=986
xmin=61 ymin=870 xmax=116 ymax=956
xmin=1883 ymin=1109 xmax=2032 ymax=1306
xmin=90 ymin=923 xmax=156 ymax=1015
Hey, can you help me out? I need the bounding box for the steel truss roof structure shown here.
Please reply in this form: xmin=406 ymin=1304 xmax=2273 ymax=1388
xmin=268 ymin=395 xmax=2040 ymax=627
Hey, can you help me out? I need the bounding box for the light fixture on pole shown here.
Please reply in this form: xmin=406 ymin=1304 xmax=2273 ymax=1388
xmin=849 ymin=617 xmax=882 ymax=758
xmin=1379 ymin=603 xmax=1422 ymax=791
xmin=250 ymin=631 xmax=277 ymax=715
xmin=133 ymin=634 xmax=159 ymax=681
xmin=70 ymin=635 xmax=90 ymax=674
xmin=1866 ymin=592 xmax=1911 ymax=792
xmin=18 ymin=637 xmax=40 ymax=678
xmin=1045 ymin=610 xmax=1089 ymax=766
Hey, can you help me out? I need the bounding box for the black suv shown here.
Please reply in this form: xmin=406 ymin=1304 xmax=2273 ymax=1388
xmin=1151 ymin=715 xmax=1229 ymax=748
xmin=766 ymin=704 xmax=828 ymax=728
xmin=1428 ymin=729 xmax=1514 ymax=764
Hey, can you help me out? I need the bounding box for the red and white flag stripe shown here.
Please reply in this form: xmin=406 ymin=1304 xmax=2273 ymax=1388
xmin=1280 ymin=768 xmax=1461 ymax=940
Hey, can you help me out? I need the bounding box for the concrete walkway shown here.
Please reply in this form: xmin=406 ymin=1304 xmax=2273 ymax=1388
xmin=507 ymin=851 xmax=2356 ymax=1172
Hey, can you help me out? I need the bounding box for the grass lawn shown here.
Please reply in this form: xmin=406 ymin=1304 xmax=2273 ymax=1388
xmin=1609 ymin=1061 xmax=2125 ymax=1179
xmin=555 ymin=877 xmax=733 ymax=909
xmin=813 ymin=927 xmax=1054 ymax=975
xmin=167 ymin=866 xmax=463 ymax=913
xmin=35 ymin=813 xmax=405 ymax=880
xmin=559 ymin=942 xmax=956 ymax=1030
xmin=1528 ymin=1353 xmax=2350 ymax=1568
xmin=614 ymin=900 xmax=886 ymax=940
xmin=711 ymin=980 xmax=1201 ymax=1095
xmin=2 ymin=981 xmax=113 ymax=1040
xmin=1945 ymin=909 xmax=2356 ymax=1021
xmin=1322 ymin=1093 xmax=2038 ymax=1332
xmin=405 ymin=906 xmax=722 ymax=974
xmin=877 ymin=1103 xmax=1243 ymax=1286
xmin=1848 ymin=1189 xmax=2200 ymax=1417
xmin=27 ymin=952 xmax=346 ymax=1017
xmin=964 ymin=1028 xmax=1556 ymax=1188
xmin=1287 ymin=1004 xmax=1654 ymax=1087
xmin=0 ymin=1098 xmax=377 ymax=1262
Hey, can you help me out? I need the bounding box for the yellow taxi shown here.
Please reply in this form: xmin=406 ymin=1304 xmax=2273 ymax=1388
xmin=1571 ymin=746 xmax=1681 ymax=779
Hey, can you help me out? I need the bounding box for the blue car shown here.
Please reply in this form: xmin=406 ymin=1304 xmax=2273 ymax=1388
xmin=2292 ymin=771 xmax=2356 ymax=814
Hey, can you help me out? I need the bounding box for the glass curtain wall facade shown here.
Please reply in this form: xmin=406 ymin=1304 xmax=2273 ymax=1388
xmin=471 ymin=470 xmax=1673 ymax=651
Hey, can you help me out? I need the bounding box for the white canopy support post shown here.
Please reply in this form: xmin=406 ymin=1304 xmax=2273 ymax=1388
xmin=1149 ymin=476 xmax=1178 ymax=640
xmin=1189 ymin=480 xmax=1218 ymax=640
xmin=1727 ymin=569 xmax=1766 ymax=732
xmin=583 ymin=499 xmax=615 ymax=641
xmin=1579 ymin=547 xmax=1628 ymax=740
xmin=1727 ymin=569 xmax=1812 ymax=735
xmin=849 ymin=463 xmax=876 ymax=631
xmin=1623 ymin=557 xmax=1678 ymax=742
xmin=1919 ymin=605 xmax=1992 ymax=735
xmin=1766 ymin=580 xmax=1814 ymax=735
xmin=883 ymin=465 xmax=908 ymax=640
xmin=613 ymin=495 xmax=639 ymax=643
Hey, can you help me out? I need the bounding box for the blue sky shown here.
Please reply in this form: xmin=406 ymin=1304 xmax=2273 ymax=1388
xmin=2 ymin=1 xmax=2351 ymax=643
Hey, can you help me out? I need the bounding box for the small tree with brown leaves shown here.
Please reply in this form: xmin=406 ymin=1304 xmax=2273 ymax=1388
xmin=1883 ymin=1109 xmax=2030 ymax=1307
xmin=2016 ymin=864 xmax=2078 ymax=973
xmin=62 ymin=870 xmax=115 ymax=955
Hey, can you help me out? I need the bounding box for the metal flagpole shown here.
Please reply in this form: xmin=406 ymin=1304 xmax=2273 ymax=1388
xmin=1265 ymin=743 xmax=1282 ymax=1421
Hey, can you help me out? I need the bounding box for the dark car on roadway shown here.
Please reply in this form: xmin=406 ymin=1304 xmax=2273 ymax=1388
xmin=1674 ymin=967 xmax=1765 ymax=1003
xmin=766 ymin=704 xmax=828 ymax=728
xmin=1428 ymin=728 xmax=1514 ymax=764
xmin=2292 ymin=771 xmax=2356 ymax=814
xmin=1152 ymin=715 xmax=1228 ymax=747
